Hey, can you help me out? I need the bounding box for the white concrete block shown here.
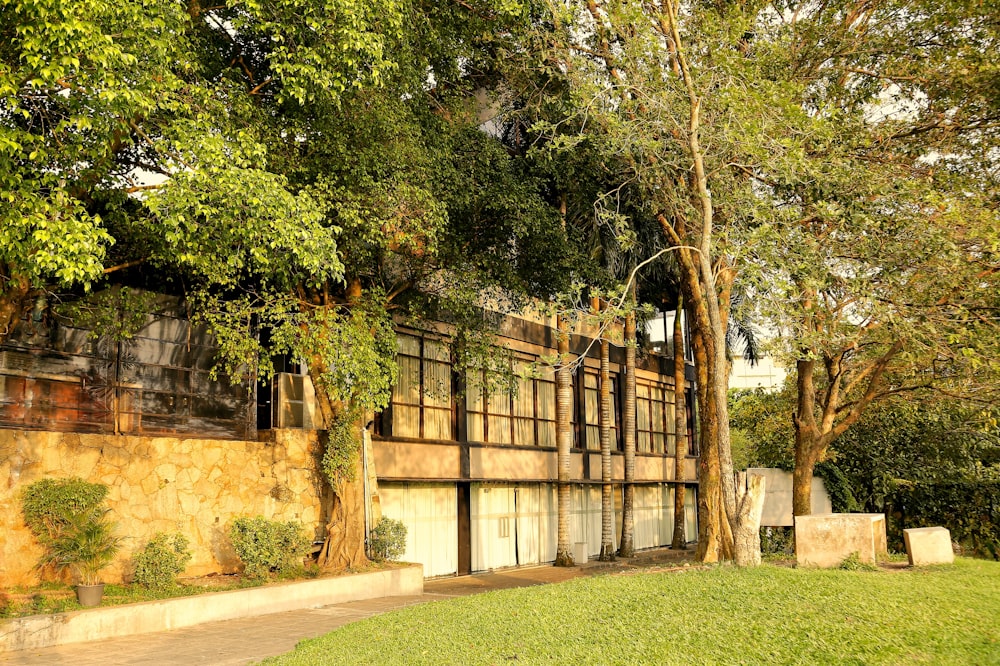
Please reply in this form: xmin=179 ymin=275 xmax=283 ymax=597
xmin=794 ymin=513 xmax=887 ymax=568
xmin=904 ymin=527 xmax=954 ymax=566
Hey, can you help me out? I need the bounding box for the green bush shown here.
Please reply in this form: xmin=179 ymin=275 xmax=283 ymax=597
xmin=368 ymin=517 xmax=406 ymax=562
xmin=133 ymin=533 xmax=192 ymax=589
xmin=22 ymin=477 xmax=109 ymax=541
xmin=37 ymin=506 xmax=122 ymax=585
xmin=760 ymin=526 xmax=794 ymax=557
xmin=888 ymin=478 xmax=999 ymax=559
xmin=22 ymin=478 xmax=121 ymax=584
xmin=229 ymin=516 xmax=311 ymax=581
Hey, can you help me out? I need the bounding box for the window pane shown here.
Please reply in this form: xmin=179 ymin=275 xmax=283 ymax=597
xmin=397 ymin=334 xmax=421 ymax=356
xmin=423 ymin=360 xmax=451 ymax=408
xmin=394 ymin=405 xmax=420 ymax=438
xmin=489 ymin=415 xmax=512 ymax=444
xmin=394 ymin=356 xmax=421 ymax=406
xmin=514 ymin=417 xmax=535 ymax=446
xmin=425 ymin=407 xmax=451 ymax=440
xmin=539 ymin=421 xmax=556 ymax=447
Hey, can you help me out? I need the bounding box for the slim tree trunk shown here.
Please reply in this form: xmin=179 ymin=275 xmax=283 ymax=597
xmin=691 ymin=324 xmax=724 ymax=562
xmin=671 ymin=303 xmax=688 ymax=549
xmin=598 ymin=302 xmax=615 ymax=561
xmin=554 ymin=314 xmax=575 ymax=566
xmin=618 ymin=295 xmax=637 ymax=558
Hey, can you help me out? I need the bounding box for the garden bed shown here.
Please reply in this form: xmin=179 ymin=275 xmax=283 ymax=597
xmin=0 ymin=562 xmax=422 ymax=653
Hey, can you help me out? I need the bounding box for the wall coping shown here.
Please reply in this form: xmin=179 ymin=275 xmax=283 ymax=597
xmin=0 ymin=563 xmax=423 ymax=653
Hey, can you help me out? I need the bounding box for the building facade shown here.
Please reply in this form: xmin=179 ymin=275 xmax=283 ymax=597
xmin=0 ymin=294 xmax=698 ymax=580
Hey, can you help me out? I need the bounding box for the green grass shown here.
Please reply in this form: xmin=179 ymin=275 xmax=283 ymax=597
xmin=0 ymin=580 xmax=249 ymax=618
xmin=263 ymin=558 xmax=1000 ymax=665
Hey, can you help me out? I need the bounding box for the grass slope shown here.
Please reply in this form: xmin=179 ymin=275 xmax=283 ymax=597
xmin=264 ymin=559 xmax=1000 ymax=665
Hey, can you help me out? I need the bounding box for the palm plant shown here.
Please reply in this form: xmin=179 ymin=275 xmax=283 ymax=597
xmin=39 ymin=507 xmax=122 ymax=586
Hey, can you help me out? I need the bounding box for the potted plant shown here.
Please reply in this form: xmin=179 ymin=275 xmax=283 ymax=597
xmin=40 ymin=507 xmax=122 ymax=606
xmin=22 ymin=478 xmax=122 ymax=606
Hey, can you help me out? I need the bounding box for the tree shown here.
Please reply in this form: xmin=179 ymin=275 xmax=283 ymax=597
xmin=738 ymin=0 xmax=1000 ymax=516
xmin=3 ymin=0 xmax=573 ymax=569
xmin=514 ymin=0 xmax=783 ymax=563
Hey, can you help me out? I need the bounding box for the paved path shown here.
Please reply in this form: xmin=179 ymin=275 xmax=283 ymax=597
xmin=0 ymin=549 xmax=692 ymax=665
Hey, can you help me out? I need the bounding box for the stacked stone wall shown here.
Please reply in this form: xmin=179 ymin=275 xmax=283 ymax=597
xmin=0 ymin=429 xmax=323 ymax=586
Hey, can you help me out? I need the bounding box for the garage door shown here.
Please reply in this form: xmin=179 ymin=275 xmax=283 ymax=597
xmin=379 ymin=483 xmax=458 ymax=578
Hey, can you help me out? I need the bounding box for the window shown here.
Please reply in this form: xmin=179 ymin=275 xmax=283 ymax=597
xmin=583 ymin=371 xmax=619 ymax=451
xmin=391 ymin=334 xmax=452 ymax=440
xmin=636 ymin=379 xmax=676 ymax=454
xmin=467 ymin=361 xmax=563 ymax=447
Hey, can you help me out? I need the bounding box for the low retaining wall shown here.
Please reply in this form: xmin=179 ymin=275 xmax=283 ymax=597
xmin=0 ymin=563 xmax=423 ymax=653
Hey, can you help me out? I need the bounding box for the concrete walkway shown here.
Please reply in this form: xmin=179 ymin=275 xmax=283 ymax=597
xmin=0 ymin=548 xmax=693 ymax=666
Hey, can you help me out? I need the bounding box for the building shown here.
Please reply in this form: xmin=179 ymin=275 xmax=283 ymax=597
xmin=0 ymin=292 xmax=698 ymax=582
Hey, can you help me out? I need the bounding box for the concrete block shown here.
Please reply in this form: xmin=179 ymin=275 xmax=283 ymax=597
xmin=904 ymin=527 xmax=954 ymax=566
xmin=751 ymin=468 xmax=833 ymax=527
xmin=795 ymin=513 xmax=887 ymax=568
xmin=573 ymin=542 xmax=588 ymax=564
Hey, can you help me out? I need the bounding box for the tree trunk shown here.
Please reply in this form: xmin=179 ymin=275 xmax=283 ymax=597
xmin=793 ymin=434 xmax=821 ymax=517
xmin=732 ymin=472 xmax=767 ymax=567
xmin=0 ymin=274 xmax=30 ymax=344
xmin=308 ymin=355 xmax=370 ymax=570
xmin=671 ymin=303 xmax=688 ymax=550
xmin=316 ymin=473 xmax=368 ymax=569
xmin=691 ymin=324 xmax=724 ymax=562
xmin=618 ymin=303 xmax=637 ymax=558
xmin=554 ymin=314 xmax=575 ymax=566
xmin=598 ymin=307 xmax=614 ymax=561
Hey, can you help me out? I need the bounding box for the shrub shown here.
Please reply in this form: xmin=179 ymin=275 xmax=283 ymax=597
xmin=38 ymin=506 xmax=122 ymax=585
xmin=229 ymin=516 xmax=311 ymax=581
xmin=133 ymin=533 xmax=192 ymax=589
xmin=368 ymin=518 xmax=406 ymax=562
xmin=22 ymin=478 xmax=120 ymax=584
xmin=22 ymin=477 xmax=109 ymax=542
xmin=887 ymin=478 xmax=999 ymax=559
xmin=760 ymin=526 xmax=794 ymax=557
xmin=838 ymin=552 xmax=879 ymax=572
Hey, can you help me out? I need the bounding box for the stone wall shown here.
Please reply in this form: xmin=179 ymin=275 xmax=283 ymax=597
xmin=0 ymin=429 xmax=323 ymax=587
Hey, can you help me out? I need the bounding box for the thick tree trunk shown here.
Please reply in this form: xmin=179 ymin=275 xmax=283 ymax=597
xmin=554 ymin=314 xmax=575 ymax=566
xmin=317 ymin=474 xmax=368 ymax=569
xmin=618 ymin=305 xmax=637 ymax=558
xmin=308 ymin=350 xmax=371 ymax=570
xmin=733 ymin=472 xmax=767 ymax=567
xmin=671 ymin=303 xmax=688 ymax=550
xmin=598 ymin=318 xmax=614 ymax=561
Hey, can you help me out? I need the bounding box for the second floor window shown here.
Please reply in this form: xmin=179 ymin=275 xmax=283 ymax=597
xmin=391 ymin=334 xmax=452 ymax=440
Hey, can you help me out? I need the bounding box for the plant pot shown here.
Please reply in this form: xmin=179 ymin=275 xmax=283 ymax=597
xmin=76 ymin=583 xmax=105 ymax=607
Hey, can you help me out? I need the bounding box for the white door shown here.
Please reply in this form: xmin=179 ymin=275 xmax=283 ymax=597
xmin=471 ymin=484 xmax=517 ymax=571
xmin=633 ymin=485 xmax=663 ymax=550
xmin=379 ymin=483 xmax=458 ymax=577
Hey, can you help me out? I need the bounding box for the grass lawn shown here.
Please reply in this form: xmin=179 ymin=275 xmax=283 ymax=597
xmin=263 ymin=558 xmax=1000 ymax=665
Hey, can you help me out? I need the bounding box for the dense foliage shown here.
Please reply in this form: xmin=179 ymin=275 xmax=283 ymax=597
xmin=132 ymin=532 xmax=193 ymax=589
xmin=21 ymin=477 xmax=109 ymax=540
xmin=21 ymin=478 xmax=120 ymax=585
xmin=368 ymin=517 xmax=407 ymax=562
xmin=229 ymin=516 xmax=311 ymax=581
